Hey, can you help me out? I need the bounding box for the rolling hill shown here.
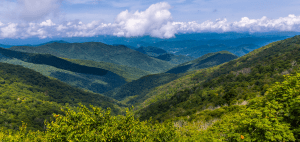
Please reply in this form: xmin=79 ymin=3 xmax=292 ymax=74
xmin=164 ymin=51 xmax=238 ymax=74
xmin=134 ymin=46 xmax=195 ymax=64
xmin=153 ymin=53 xmax=196 ymax=64
xmin=0 ymin=40 xmax=69 ymax=48
xmin=0 ymin=47 xmax=108 ymax=76
xmin=0 ymin=47 xmax=131 ymax=94
xmin=0 ymin=62 xmax=125 ymax=131
xmin=8 ymin=42 xmax=176 ymax=74
xmin=150 ymin=36 xmax=288 ymax=52
xmin=226 ymin=44 xmax=259 ymax=57
xmin=134 ymin=46 xmax=167 ymax=55
xmin=1 ymin=41 xmax=238 ymax=109
xmin=104 ymin=51 xmax=238 ymax=106
xmin=0 ymin=47 xmax=160 ymax=96
xmin=174 ymin=44 xmax=259 ymax=58
xmin=135 ymin=35 xmax=300 ymax=123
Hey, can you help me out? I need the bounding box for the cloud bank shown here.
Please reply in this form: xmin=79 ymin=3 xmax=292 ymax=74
xmin=0 ymin=2 xmax=300 ymax=39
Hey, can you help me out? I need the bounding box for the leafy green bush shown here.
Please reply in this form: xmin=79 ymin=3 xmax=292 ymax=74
xmin=0 ymin=104 xmax=177 ymax=142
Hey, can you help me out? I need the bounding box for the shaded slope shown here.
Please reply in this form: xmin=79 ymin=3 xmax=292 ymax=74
xmin=136 ymin=35 xmax=300 ymax=122
xmin=103 ymin=73 xmax=187 ymax=102
xmin=0 ymin=48 xmax=130 ymax=95
xmin=226 ymin=44 xmax=259 ymax=57
xmin=134 ymin=46 xmax=167 ymax=55
xmin=174 ymin=44 xmax=258 ymax=59
xmin=0 ymin=47 xmax=108 ymax=76
xmin=0 ymin=57 xmax=127 ymax=95
xmin=156 ymin=54 xmax=195 ymax=65
xmin=105 ymin=51 xmax=238 ymax=106
xmin=35 ymin=40 xmax=69 ymax=46
xmin=60 ymin=57 xmax=151 ymax=82
xmin=175 ymin=44 xmax=229 ymax=58
xmin=164 ymin=51 xmax=238 ymax=74
xmin=8 ymin=42 xmax=175 ymax=74
xmin=0 ymin=72 xmax=65 ymax=131
xmin=155 ymin=53 xmax=174 ymax=61
xmin=0 ymin=62 xmax=125 ymax=131
xmin=134 ymin=46 xmax=195 ymax=64
xmin=0 ymin=62 xmax=122 ymax=111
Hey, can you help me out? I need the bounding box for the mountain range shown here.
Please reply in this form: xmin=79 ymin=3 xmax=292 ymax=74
xmin=1 ymin=41 xmax=238 ymax=99
xmin=0 ymin=33 xmax=299 ymax=141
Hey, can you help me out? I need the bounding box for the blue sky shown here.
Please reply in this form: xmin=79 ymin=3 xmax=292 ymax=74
xmin=0 ymin=0 xmax=299 ymax=40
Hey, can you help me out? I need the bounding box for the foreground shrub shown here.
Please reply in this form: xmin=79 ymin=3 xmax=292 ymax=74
xmin=44 ymin=104 xmax=176 ymax=142
xmin=0 ymin=104 xmax=177 ymax=142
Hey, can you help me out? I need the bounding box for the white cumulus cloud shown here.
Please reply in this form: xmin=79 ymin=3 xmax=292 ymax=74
xmin=174 ymin=14 xmax=300 ymax=33
xmin=112 ymin=2 xmax=176 ymax=38
xmin=40 ymin=19 xmax=56 ymax=27
xmin=1 ymin=2 xmax=300 ymax=39
xmin=1 ymin=23 xmax=18 ymax=38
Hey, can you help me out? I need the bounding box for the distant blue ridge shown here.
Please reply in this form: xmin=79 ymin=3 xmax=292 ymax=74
xmin=0 ymin=32 xmax=299 ymax=48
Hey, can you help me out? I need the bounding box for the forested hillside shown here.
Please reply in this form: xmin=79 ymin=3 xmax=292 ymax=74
xmin=0 ymin=47 xmax=108 ymax=76
xmin=103 ymin=51 xmax=238 ymax=106
xmin=1 ymin=68 xmax=299 ymax=141
xmin=136 ymin=35 xmax=300 ymax=122
xmin=164 ymin=51 xmax=238 ymax=74
xmin=173 ymin=43 xmax=259 ymax=58
xmin=60 ymin=57 xmax=151 ymax=82
xmin=0 ymin=47 xmax=131 ymax=95
xmin=134 ymin=46 xmax=195 ymax=64
xmin=0 ymin=62 xmax=124 ymax=132
xmin=8 ymin=42 xmax=176 ymax=74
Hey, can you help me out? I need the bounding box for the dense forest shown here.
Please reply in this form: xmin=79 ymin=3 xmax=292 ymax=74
xmin=136 ymin=35 xmax=300 ymax=122
xmin=8 ymin=42 xmax=175 ymax=74
xmin=0 ymin=35 xmax=299 ymax=141
xmin=0 ymin=70 xmax=299 ymax=141
xmin=0 ymin=62 xmax=125 ymax=132
xmin=0 ymin=47 xmax=109 ymax=76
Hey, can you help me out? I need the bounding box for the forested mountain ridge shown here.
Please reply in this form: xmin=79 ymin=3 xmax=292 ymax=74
xmin=59 ymin=57 xmax=152 ymax=82
xmin=8 ymin=42 xmax=176 ymax=74
xmin=0 ymin=35 xmax=300 ymax=141
xmin=2 ymin=63 xmax=299 ymax=141
xmin=0 ymin=42 xmax=239 ymax=135
xmin=0 ymin=43 xmax=236 ymax=103
xmin=134 ymin=46 xmax=195 ymax=64
xmin=0 ymin=47 xmax=131 ymax=95
xmin=154 ymin=53 xmax=195 ymax=65
xmin=0 ymin=47 xmax=108 ymax=76
xmin=151 ymin=36 xmax=287 ymax=52
xmin=134 ymin=46 xmax=167 ymax=55
xmin=0 ymin=62 xmax=125 ymax=132
xmin=136 ymin=35 xmax=300 ymax=123
xmin=0 ymin=40 xmax=69 ymax=48
xmin=176 ymin=44 xmax=259 ymax=58
xmin=102 ymin=51 xmax=238 ymax=105
xmin=164 ymin=51 xmax=238 ymax=74
xmin=226 ymin=44 xmax=259 ymax=57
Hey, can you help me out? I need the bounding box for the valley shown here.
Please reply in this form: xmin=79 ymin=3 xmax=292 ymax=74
xmin=0 ymin=33 xmax=299 ymax=141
